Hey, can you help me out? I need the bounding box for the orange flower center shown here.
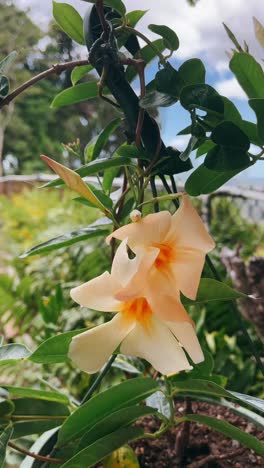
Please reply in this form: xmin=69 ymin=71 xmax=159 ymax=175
xmin=121 ymin=297 xmax=152 ymax=328
xmin=154 ymin=243 xmax=175 ymax=271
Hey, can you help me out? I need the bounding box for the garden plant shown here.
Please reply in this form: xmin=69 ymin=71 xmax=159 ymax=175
xmin=0 ymin=0 xmax=264 ymax=466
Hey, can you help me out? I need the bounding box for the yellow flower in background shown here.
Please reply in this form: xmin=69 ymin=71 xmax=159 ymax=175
xmin=69 ymin=239 xmax=203 ymax=376
xmin=107 ymin=194 xmax=215 ymax=304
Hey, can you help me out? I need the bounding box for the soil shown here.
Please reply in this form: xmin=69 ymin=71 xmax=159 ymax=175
xmin=130 ymin=401 xmax=264 ymax=468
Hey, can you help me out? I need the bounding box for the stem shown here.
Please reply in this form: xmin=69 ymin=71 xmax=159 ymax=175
xmin=0 ymin=59 xmax=89 ymax=108
xmin=124 ymin=26 xmax=166 ymax=64
xmin=80 ymin=354 xmax=117 ymax=405
xmin=150 ymin=176 xmax=159 ymax=212
xmin=175 ymin=398 xmax=192 ymax=464
xmin=170 ymin=175 xmax=178 ymax=194
xmin=8 ymin=442 xmax=63 ymax=465
xmin=160 ymin=178 xmax=264 ymax=375
xmin=138 ymin=192 xmax=183 ymax=208
xmin=96 ymin=0 xmax=110 ymax=37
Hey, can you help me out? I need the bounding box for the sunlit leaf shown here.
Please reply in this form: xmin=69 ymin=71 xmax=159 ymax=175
xmin=0 ymin=425 xmax=13 ymax=468
xmin=230 ymin=52 xmax=264 ymax=98
xmin=148 ymin=24 xmax=179 ymax=51
xmin=53 ymin=1 xmax=85 ymax=44
xmin=51 ymin=82 xmax=102 ymax=108
xmin=71 ymin=64 xmax=93 ymax=85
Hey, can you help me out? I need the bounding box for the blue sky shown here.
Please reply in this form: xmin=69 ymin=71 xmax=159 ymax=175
xmin=15 ymin=0 xmax=264 ymax=182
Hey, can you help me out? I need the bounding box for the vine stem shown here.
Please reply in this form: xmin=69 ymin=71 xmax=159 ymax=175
xmin=160 ymin=176 xmax=264 ymax=375
xmin=124 ymin=26 xmax=166 ymax=64
xmin=0 ymin=59 xmax=89 ymax=108
xmin=8 ymin=442 xmax=63 ymax=465
xmin=80 ymin=354 xmax=117 ymax=405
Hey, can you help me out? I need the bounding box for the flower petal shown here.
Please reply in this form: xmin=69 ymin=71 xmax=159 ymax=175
xmin=148 ymin=289 xmax=193 ymax=323
xmin=70 ymin=271 xmax=121 ymax=312
xmin=69 ymin=314 xmax=135 ymax=373
xmin=106 ymin=211 xmax=172 ymax=250
xmin=121 ymin=317 xmax=192 ymax=375
xmin=167 ymin=321 xmax=204 ymax=364
xmin=171 ymin=249 xmax=206 ymax=300
xmin=168 ymin=195 xmax=215 ymax=253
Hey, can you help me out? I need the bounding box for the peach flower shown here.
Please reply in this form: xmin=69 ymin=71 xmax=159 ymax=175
xmin=68 ymin=239 xmax=203 ymax=375
xmin=106 ymin=194 xmax=215 ymax=303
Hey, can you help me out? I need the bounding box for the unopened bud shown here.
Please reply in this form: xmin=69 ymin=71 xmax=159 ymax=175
xmin=130 ymin=209 xmax=142 ymax=223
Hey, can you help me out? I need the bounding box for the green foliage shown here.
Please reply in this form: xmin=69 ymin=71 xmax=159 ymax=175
xmin=53 ymin=1 xmax=85 ymax=45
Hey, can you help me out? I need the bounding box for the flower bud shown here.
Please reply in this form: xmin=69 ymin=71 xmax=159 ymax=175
xmin=130 ymin=209 xmax=142 ymax=223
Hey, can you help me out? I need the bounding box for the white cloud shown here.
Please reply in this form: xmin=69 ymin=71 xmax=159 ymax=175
xmin=167 ymin=135 xmax=190 ymax=151
xmin=215 ymin=77 xmax=247 ymax=100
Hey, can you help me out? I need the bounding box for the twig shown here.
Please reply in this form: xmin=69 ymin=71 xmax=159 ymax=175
xmin=0 ymin=59 xmax=89 ymax=108
xmin=150 ymin=176 xmax=159 ymax=212
xmin=96 ymin=0 xmax=110 ymax=37
xmin=175 ymin=398 xmax=192 ymax=464
xmin=8 ymin=441 xmax=63 ymax=465
xmin=170 ymin=175 xmax=177 ymax=194
xmin=80 ymin=353 xmax=117 ymax=405
xmin=188 ymin=446 xmax=247 ymax=468
xmin=124 ymin=26 xmax=166 ymax=64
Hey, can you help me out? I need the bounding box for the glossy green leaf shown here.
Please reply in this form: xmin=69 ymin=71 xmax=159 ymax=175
xmin=112 ymin=355 xmax=141 ymax=374
xmin=185 ymin=163 xmax=248 ymax=195
xmin=3 ymin=387 xmax=69 ymax=405
xmin=196 ymin=140 xmax=216 ymax=157
xmin=0 ymin=76 xmax=9 ymax=98
xmin=126 ymin=39 xmax=165 ymax=82
xmin=74 ymin=191 xmax=113 ymax=210
xmin=12 ymin=420 xmax=61 ymax=440
xmin=58 ymin=377 xmax=159 ymax=444
xmin=51 ymin=82 xmax=100 ymax=108
xmin=0 ymin=400 xmax=14 ymax=417
xmin=78 ymin=406 xmax=155 ymax=450
xmin=83 ymin=0 xmax=126 ymax=17
xmin=146 ymin=391 xmax=171 ymax=419
xmin=89 ymin=118 xmax=122 ymax=161
xmin=140 ymin=91 xmax=177 ymax=108
xmin=178 ymin=58 xmax=206 ymax=86
xmin=0 ymin=51 xmax=17 ymax=74
xmin=0 ymin=344 xmax=31 ymax=364
xmin=155 ymin=63 xmax=183 ymax=99
xmin=52 ymin=1 xmax=85 ymax=44
xmin=20 ymin=225 xmax=109 ymax=258
xmin=180 ymin=84 xmax=224 ymax=114
xmin=189 ymin=350 xmax=214 ymax=377
xmin=148 ymin=24 xmax=179 ymax=51
xmin=20 ymin=427 xmax=59 ymax=468
xmin=230 ymin=52 xmax=264 ymax=98
xmin=240 ymin=120 xmax=264 ymax=146
xmin=71 ymin=64 xmax=93 ymax=85
xmin=126 ymin=10 xmax=148 ymax=28
xmin=172 ymin=378 xmax=233 ymax=399
xmin=157 ymin=146 xmax=192 ymax=175
xmin=116 ymin=144 xmax=148 ymax=160
xmin=223 ymin=23 xmax=243 ymax=52
xmin=61 ymin=427 xmax=143 ymax=468
xmin=249 ymin=98 xmax=264 ymax=144
xmin=0 ymin=425 xmax=13 ymax=468
xmin=30 ymin=329 xmax=87 ymax=364
xmin=180 ymin=414 xmax=264 ymax=456
xmin=44 ymin=157 xmax=135 ymax=188
xmin=230 ymin=391 xmax=264 ymax=414
xmin=212 ymin=121 xmax=250 ymax=150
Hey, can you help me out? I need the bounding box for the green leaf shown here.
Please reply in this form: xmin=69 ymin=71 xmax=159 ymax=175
xmin=0 ymin=425 xmax=13 ymax=468
xmin=44 ymin=157 xmax=135 ymax=188
xmin=30 ymin=329 xmax=88 ymax=364
xmin=112 ymin=355 xmax=141 ymax=374
xmin=157 ymin=146 xmax=192 ymax=175
xmin=180 ymin=84 xmax=224 ymax=114
xmin=71 ymin=64 xmax=93 ymax=85
xmin=0 ymin=76 xmax=9 ymax=98
xmin=146 ymin=391 xmax=171 ymax=419
xmin=88 ymin=118 xmax=122 ymax=161
xmin=178 ymin=58 xmax=206 ymax=86
xmin=78 ymin=406 xmax=155 ymax=450
xmin=116 ymin=144 xmax=149 ymax=160
xmin=196 ymin=140 xmax=216 ymax=158
xmin=126 ymin=10 xmax=148 ymax=28
xmin=223 ymin=23 xmax=243 ymax=52
xmin=229 ymin=52 xmax=264 ymax=98
xmin=20 ymin=225 xmax=109 ymax=258
xmin=230 ymin=391 xmax=264 ymax=414
xmin=249 ymin=98 xmax=264 ymax=144
xmin=51 ymin=82 xmax=100 ymax=108
xmin=61 ymin=427 xmax=143 ymax=468
xmin=240 ymin=120 xmax=264 ymax=146
xmin=58 ymin=377 xmax=159 ymax=445
xmin=140 ymin=91 xmax=177 ymax=108
xmin=148 ymin=24 xmax=179 ymax=51
xmin=52 ymin=1 xmax=85 ymax=44
xmin=0 ymin=400 xmax=14 ymax=417
xmin=204 ymin=121 xmax=250 ymax=171
xmin=0 ymin=51 xmax=17 ymax=74
xmin=125 ymin=39 xmax=166 ymax=82
xmin=3 ymin=387 xmax=69 ymax=405
xmin=74 ymin=190 xmax=113 ymax=210
xmin=172 ymin=378 xmax=234 ymax=399
xmin=84 ymin=0 xmax=126 ymax=17
xmin=189 ymin=349 xmax=214 ymax=377
xmin=0 ymin=344 xmax=31 ymax=364
xmin=185 ymin=163 xmax=248 ymax=195
xmin=155 ymin=63 xmax=183 ymax=99
xmin=181 ymin=414 xmax=264 ymax=456
xmin=20 ymin=428 xmax=58 ymax=468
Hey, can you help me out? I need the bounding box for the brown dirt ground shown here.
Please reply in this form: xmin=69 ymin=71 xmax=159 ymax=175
xmin=130 ymin=401 xmax=264 ymax=467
